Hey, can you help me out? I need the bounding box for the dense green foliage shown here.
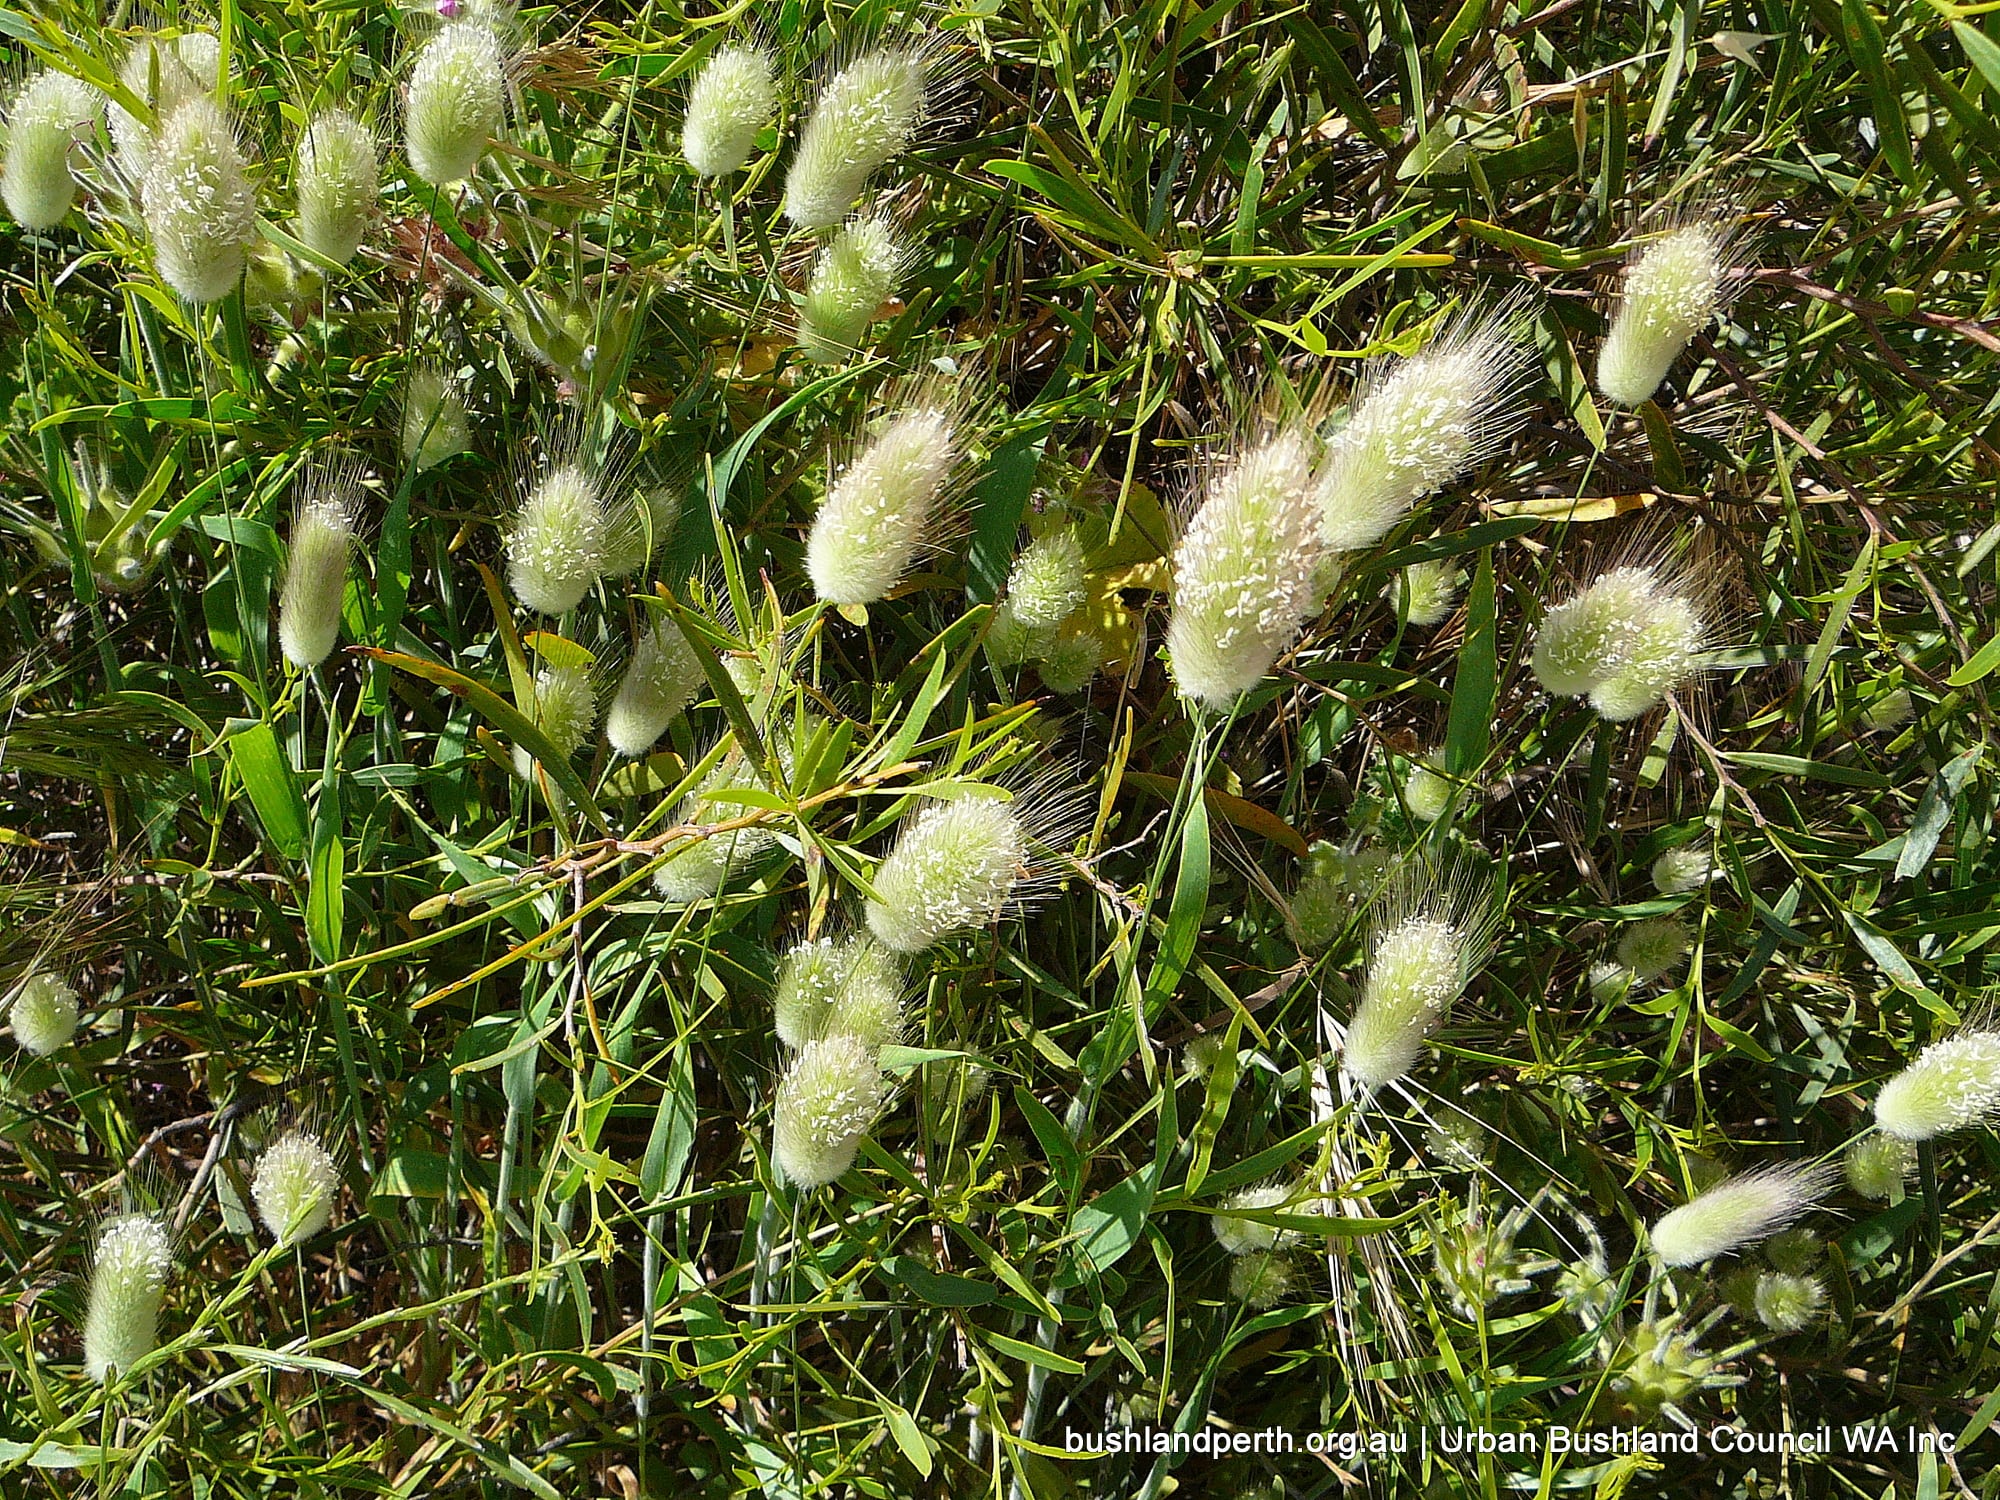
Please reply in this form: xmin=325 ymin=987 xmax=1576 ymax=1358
xmin=3 ymin=0 xmax=2000 ymax=1495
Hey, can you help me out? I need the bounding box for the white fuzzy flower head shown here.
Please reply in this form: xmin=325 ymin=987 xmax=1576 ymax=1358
xmin=142 ymin=96 xmax=256 ymax=304
xmin=278 ymin=466 xmax=361 ymax=670
xmin=111 ymin=33 xmax=219 ymax=183
xmin=1753 ymin=1271 xmax=1825 ymax=1335
xmin=1587 ymin=592 xmax=1706 ymax=721
xmin=799 ymin=216 xmax=902 ymax=361
xmin=8 ymin=970 xmax=81 ymax=1055
xmin=1388 ymin=557 xmax=1464 ymax=628
xmin=1616 ymin=915 xmax=1688 ymax=985
xmin=405 ymin=20 xmax=506 ymax=188
xmin=1531 ymin=563 xmax=1707 ymax=720
xmin=1005 ymin=525 xmax=1088 ymax=631
xmin=1037 ymin=630 xmax=1101 ymax=694
xmin=864 ymin=794 xmax=1027 ymax=954
xmin=1289 ymin=841 xmax=1349 ymax=951
xmin=807 ymin=403 xmax=959 ymax=606
xmin=1647 ymin=1164 xmax=1833 ymax=1268
xmin=772 ymin=1034 xmax=889 ymax=1188
xmin=1588 ymin=960 xmax=1634 ymax=1004
xmin=512 ymin=663 xmax=597 ymax=786
xmin=1400 ymin=753 xmax=1451 ymax=824
xmin=3 ymin=72 xmax=100 ymax=229
xmin=601 ymin=486 xmax=679 ymax=580
xmin=1874 ymin=1029 xmax=2000 ymax=1142
xmin=251 ymin=1128 xmax=339 ymax=1248
xmin=1597 ymin=224 xmax=1729 ymax=408
xmin=1651 ymin=843 xmax=1713 ymax=896
xmin=1165 ymin=427 xmax=1323 ymax=706
xmin=509 ymin=459 xmax=611 ymax=614
xmin=1343 ymin=917 xmax=1468 ymax=1092
xmin=653 ymin=754 xmax=778 ymax=903
xmin=1318 ymin=314 xmax=1522 ymax=553
xmin=681 ymin=43 xmax=777 ymax=177
xmin=1843 ymin=1133 xmax=1913 ymax=1200
xmin=783 ymin=46 xmax=927 ymax=230
xmin=402 ymin=366 xmax=472 ymax=471
xmin=606 ymin=617 xmax=703 ymax=758
xmin=295 ymin=108 xmax=379 ymax=266
xmin=773 ymin=935 xmax=903 ymax=1050
xmin=982 ymin=598 xmax=1047 ymax=667
xmin=83 ymin=1213 xmax=171 ymax=1383
xmin=1213 ymin=1182 xmax=1294 ymax=1256
xmin=1229 ymin=1250 xmax=1298 ymax=1309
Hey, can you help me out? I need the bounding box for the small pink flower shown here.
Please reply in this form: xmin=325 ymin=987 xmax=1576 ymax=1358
xmin=437 ymin=0 xmax=461 ymax=17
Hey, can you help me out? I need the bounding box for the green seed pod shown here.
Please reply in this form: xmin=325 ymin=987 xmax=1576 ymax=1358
xmin=863 ymin=795 xmax=1028 ymax=954
xmin=1387 ymin=557 xmax=1463 ymax=628
xmin=605 ymin=617 xmax=703 ymax=758
xmin=680 ymin=42 xmax=777 ymax=177
xmin=783 ymin=47 xmax=927 ymax=230
xmin=1843 ymin=1133 xmax=1913 ymax=1200
xmin=1647 ymin=1164 xmax=1833 ymax=1268
xmin=111 ymin=32 xmax=219 ymax=183
xmin=509 ymin=459 xmax=612 ymax=615
xmin=294 ymin=107 xmax=379 ymax=266
xmin=142 ymin=96 xmax=256 ymax=304
xmin=772 ymin=1034 xmax=889 ymax=1188
xmin=1037 ymin=630 xmax=1101 ymax=694
xmin=3 ymin=72 xmax=100 ymax=229
xmin=405 ymin=20 xmax=505 ymax=188
xmin=1229 ymin=1249 xmax=1297 ymax=1309
xmin=1874 ymin=1029 xmax=2000 ymax=1141
xmin=277 ymin=466 xmax=361 ymax=670
xmin=1764 ymin=1227 xmax=1822 ymax=1277
xmin=799 ymin=216 xmax=902 ymax=361
xmin=1752 ymin=1271 xmax=1825 ymax=1334
xmin=400 ymin=366 xmax=471 ymax=471
xmin=251 ymin=1128 xmax=339 ymax=1248
xmin=806 ymin=403 xmax=959 ymax=606
xmin=7 ymin=970 xmax=81 ymax=1055
xmin=1166 ymin=427 xmax=1323 ymax=706
xmin=1213 ymin=1182 xmax=1293 ymax=1256
xmin=83 ymin=1213 xmax=171 ymax=1383
xmin=1597 ymin=224 xmax=1729 ymax=408
xmin=1005 ymin=525 xmax=1088 ymax=631
xmin=1615 ymin=915 xmax=1688 ymax=985
xmin=1318 ymin=310 xmax=1523 ymax=553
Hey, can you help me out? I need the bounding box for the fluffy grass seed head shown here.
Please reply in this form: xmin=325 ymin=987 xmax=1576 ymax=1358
xmin=783 ymin=45 xmax=928 ymax=230
xmin=1165 ymin=425 xmax=1323 ymax=707
xmin=1530 ymin=565 xmax=1664 ymax=699
xmin=1400 ymin=751 xmax=1451 ymax=824
xmin=1752 ymin=1272 xmax=1825 ymax=1334
xmin=1874 ymin=1028 xmax=2000 ymax=1141
xmin=1317 ymin=308 xmax=1525 ymax=553
xmin=3 ymin=72 xmax=100 ymax=229
xmin=509 ymin=452 xmax=614 ymax=614
xmin=111 ymin=32 xmax=219 ymax=183
xmin=1213 ymin=1182 xmax=1294 ymax=1256
xmin=982 ymin=597 xmax=1046 ymax=667
xmin=1341 ymin=863 xmax=1497 ymax=1094
xmin=83 ymin=1212 xmax=171 ymax=1383
xmin=1587 ymin=590 xmax=1707 ymax=721
xmin=653 ymin=752 xmax=779 ymax=903
xmin=680 ymin=42 xmax=776 ymax=177
xmin=1843 ymin=1133 xmax=1914 ymax=1199
xmin=774 ymin=935 xmax=904 ymax=1050
xmin=1588 ymin=960 xmax=1634 ymax=1004
xmin=807 ymin=402 xmax=960 ymax=606
xmin=251 ymin=1128 xmax=339 ymax=1248
xmin=8 ymin=969 xmax=81 ymax=1055
xmin=1229 ymin=1250 xmax=1298 ymax=1309
xmin=1647 ymin=1163 xmax=1834 ymax=1268
xmin=1388 ymin=556 xmax=1464 ymax=628
xmin=513 ymin=662 xmax=597 ymax=783
xmin=142 ymin=96 xmax=256 ymax=304
xmin=1651 ymin=842 xmax=1713 ymax=895
xmin=401 ymin=366 xmax=471 ymax=471
xmin=798 ymin=215 xmax=903 ymax=360
xmin=1616 ymin=915 xmax=1689 ymax=985
xmin=606 ymin=616 xmax=703 ymax=758
xmin=277 ymin=463 xmax=362 ymax=669
xmin=1289 ymin=840 xmax=1349 ymax=950
xmin=1597 ymin=223 xmax=1731 ymax=408
xmin=1004 ymin=524 xmax=1088 ymax=631
xmin=405 ymin=19 xmax=506 ymax=187
xmin=601 ymin=484 xmax=679 ymax=579
xmin=294 ymin=107 xmax=378 ymax=266
xmin=864 ymin=792 xmax=1028 ymax=954
xmin=1037 ymin=629 xmax=1102 ymax=694
xmin=772 ymin=1034 xmax=889 ymax=1188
